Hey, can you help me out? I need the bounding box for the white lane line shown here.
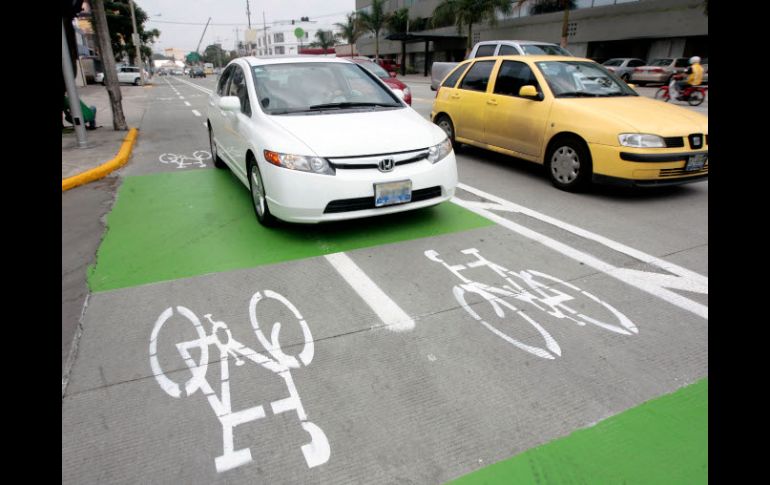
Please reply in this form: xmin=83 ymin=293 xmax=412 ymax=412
xmin=184 ymin=101 xmax=191 ymax=106
xmin=192 ymin=109 xmax=202 ymax=117
xmin=453 ymin=185 xmax=708 ymax=320
xmin=203 ymin=122 xmax=208 ymax=128
xmin=325 ymin=252 xmax=415 ymax=332
xmin=174 ymin=76 xmax=213 ymax=95
xmin=179 ymin=96 xmax=185 ymax=100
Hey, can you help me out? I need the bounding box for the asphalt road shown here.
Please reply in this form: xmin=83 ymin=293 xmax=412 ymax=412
xmin=62 ymin=74 xmax=708 ymax=483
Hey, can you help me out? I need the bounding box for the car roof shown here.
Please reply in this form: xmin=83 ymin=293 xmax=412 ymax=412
xmin=466 ymin=55 xmax=593 ymax=63
xmin=476 ymin=40 xmax=561 ymax=46
xmin=240 ymin=56 xmax=353 ymax=67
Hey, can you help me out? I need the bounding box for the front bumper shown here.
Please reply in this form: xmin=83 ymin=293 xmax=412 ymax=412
xmin=589 ymin=143 xmax=708 ymax=187
xmin=262 ymin=152 xmax=458 ymax=223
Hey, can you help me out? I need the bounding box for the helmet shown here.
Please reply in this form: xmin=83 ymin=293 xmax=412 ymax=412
xmin=689 ymin=56 xmax=701 ymax=64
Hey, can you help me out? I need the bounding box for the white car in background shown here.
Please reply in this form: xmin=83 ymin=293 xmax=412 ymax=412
xmin=207 ymin=56 xmax=457 ymax=225
xmin=95 ymin=66 xmax=148 ymax=85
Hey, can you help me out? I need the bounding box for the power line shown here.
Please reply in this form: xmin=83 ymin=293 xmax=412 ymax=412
xmin=146 ymin=12 xmax=349 ymax=27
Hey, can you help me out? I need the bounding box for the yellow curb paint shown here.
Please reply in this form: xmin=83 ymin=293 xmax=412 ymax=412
xmin=62 ymin=128 xmax=138 ymax=192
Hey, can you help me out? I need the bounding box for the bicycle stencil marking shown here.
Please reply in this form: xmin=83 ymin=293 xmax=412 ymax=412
xmin=158 ymin=150 xmax=211 ymax=169
xmin=426 ymin=248 xmax=638 ymax=360
xmin=149 ymin=290 xmax=330 ymax=473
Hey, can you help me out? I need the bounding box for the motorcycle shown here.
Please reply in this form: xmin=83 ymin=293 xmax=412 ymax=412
xmin=654 ymin=73 xmax=707 ymax=106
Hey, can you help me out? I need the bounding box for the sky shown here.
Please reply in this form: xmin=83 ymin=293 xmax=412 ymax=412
xmin=138 ymin=0 xmax=357 ymax=54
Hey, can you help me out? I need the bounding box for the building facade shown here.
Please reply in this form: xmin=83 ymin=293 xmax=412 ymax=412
xmin=238 ymin=19 xmax=342 ymax=57
xmin=355 ymin=0 xmax=708 ymax=71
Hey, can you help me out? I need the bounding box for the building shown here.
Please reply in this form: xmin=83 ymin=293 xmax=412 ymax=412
xmin=164 ymin=48 xmax=186 ymax=62
xmin=239 ymin=18 xmax=342 ymax=56
xmin=355 ymin=0 xmax=708 ymax=72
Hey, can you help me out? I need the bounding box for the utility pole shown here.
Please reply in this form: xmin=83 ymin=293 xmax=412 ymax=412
xmin=263 ymin=11 xmax=268 ymax=55
xmin=246 ymin=0 xmax=252 ymax=28
xmin=61 ymin=18 xmax=88 ymax=147
xmin=128 ymin=0 xmax=145 ymax=85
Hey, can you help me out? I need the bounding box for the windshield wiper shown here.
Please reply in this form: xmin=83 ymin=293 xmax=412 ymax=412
xmin=307 ymin=102 xmax=401 ymax=110
xmin=557 ymin=92 xmax=601 ymax=98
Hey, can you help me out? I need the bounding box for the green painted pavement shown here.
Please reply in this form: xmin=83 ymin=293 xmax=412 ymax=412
xmin=449 ymin=378 xmax=707 ymax=485
xmin=88 ymin=170 xmax=493 ymax=292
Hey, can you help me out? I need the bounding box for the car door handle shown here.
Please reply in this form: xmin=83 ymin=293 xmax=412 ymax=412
xmin=486 ymin=99 xmax=498 ymax=106
xmin=450 ymin=94 xmax=460 ymax=99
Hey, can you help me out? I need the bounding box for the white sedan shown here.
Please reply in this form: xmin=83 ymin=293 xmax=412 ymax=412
xmin=207 ymin=56 xmax=457 ymax=225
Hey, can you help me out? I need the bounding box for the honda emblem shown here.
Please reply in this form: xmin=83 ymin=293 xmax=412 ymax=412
xmin=378 ymin=158 xmax=395 ymax=172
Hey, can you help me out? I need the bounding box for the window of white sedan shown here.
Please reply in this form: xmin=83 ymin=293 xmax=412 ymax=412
xmin=250 ymin=63 xmax=403 ymax=115
xmin=536 ymin=61 xmax=638 ymax=98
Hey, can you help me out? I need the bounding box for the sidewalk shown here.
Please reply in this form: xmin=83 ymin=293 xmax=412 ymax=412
xmin=62 ymin=82 xmax=151 ymax=179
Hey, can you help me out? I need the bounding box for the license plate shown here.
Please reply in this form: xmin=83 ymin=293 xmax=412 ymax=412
xmin=374 ymin=180 xmax=412 ymax=207
xmin=685 ymin=154 xmax=707 ymax=171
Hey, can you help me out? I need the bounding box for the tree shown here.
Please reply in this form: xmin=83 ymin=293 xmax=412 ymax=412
xmin=309 ymin=30 xmax=337 ymax=51
xmin=432 ymin=0 xmax=513 ymax=54
xmin=335 ymin=12 xmax=362 ymax=58
xmin=103 ymin=1 xmax=160 ymax=65
xmin=91 ymin=0 xmax=128 ymax=130
xmin=203 ymin=44 xmax=227 ymax=66
xmin=517 ymin=0 xmax=576 ymax=48
xmin=386 ymin=8 xmax=410 ymax=35
xmin=358 ymin=0 xmax=389 ymax=61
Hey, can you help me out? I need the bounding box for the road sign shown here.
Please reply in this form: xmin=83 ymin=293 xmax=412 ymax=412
xmin=294 ymin=27 xmax=305 ymax=39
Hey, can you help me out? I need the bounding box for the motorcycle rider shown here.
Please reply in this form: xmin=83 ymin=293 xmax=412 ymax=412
xmin=673 ymin=56 xmax=704 ymax=100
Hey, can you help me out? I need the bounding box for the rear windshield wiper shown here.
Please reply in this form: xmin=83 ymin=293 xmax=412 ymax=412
xmin=307 ymin=102 xmax=401 ymax=110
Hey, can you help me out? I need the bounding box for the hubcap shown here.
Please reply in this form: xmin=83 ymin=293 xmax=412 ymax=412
xmin=551 ymin=146 xmax=580 ymax=184
xmin=250 ymin=167 xmax=265 ymax=217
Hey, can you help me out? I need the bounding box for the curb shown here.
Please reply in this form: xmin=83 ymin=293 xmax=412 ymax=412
xmin=62 ymin=127 xmax=139 ymax=192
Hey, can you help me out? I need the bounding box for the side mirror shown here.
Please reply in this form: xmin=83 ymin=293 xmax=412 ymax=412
xmin=219 ymin=96 xmax=241 ymax=111
xmin=389 ymin=71 xmax=397 ymax=78
xmin=518 ymin=85 xmax=543 ymax=101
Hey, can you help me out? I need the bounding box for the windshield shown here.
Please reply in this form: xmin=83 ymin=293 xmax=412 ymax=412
xmin=536 ymin=61 xmax=638 ymax=98
xmin=356 ymin=60 xmax=390 ymax=78
xmin=649 ymin=58 xmax=672 ymax=67
xmin=521 ymin=44 xmax=572 ymax=56
xmin=251 ymin=62 xmax=402 ymax=115
xmin=602 ymin=59 xmax=623 ymax=67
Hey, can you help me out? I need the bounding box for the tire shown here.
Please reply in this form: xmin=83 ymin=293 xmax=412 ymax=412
xmin=688 ymin=90 xmax=705 ymax=106
xmin=134 ymin=77 xmax=140 ymax=86
xmin=247 ymin=157 xmax=277 ymax=226
xmin=434 ymin=114 xmax=461 ymax=152
xmin=208 ymin=126 xmax=227 ymax=169
xmin=545 ymin=136 xmax=592 ymax=192
xmin=654 ymin=88 xmax=670 ymax=102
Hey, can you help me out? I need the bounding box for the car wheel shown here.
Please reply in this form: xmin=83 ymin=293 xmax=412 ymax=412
xmin=134 ymin=77 xmax=140 ymax=86
xmin=435 ymin=115 xmax=462 ymax=152
xmin=208 ymin=126 xmax=226 ymax=169
xmin=248 ymin=157 xmax=277 ymax=226
xmin=545 ymin=136 xmax=592 ymax=192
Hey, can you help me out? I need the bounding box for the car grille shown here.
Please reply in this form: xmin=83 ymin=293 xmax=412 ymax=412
xmin=659 ymin=162 xmax=709 ymax=178
xmin=326 ymin=148 xmax=429 ymax=170
xmin=324 ymin=186 xmax=443 ymax=213
xmin=663 ymin=136 xmax=684 ymax=148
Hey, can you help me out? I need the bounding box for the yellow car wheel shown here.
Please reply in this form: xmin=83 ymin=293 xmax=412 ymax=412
xmin=546 ymin=136 xmax=592 ymax=192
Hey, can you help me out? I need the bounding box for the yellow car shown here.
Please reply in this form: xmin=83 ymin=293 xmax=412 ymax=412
xmin=431 ymin=55 xmax=708 ymax=190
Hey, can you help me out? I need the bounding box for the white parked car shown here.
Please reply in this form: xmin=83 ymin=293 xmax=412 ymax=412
xmin=206 ymin=56 xmax=457 ymax=225
xmin=95 ymin=66 xmax=147 ymax=85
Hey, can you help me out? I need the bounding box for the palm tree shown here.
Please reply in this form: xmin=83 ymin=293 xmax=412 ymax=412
xmin=335 ymin=13 xmax=362 ymax=58
xmin=516 ymin=0 xmax=576 ymax=49
xmin=358 ymin=0 xmax=389 ymax=61
xmin=432 ymin=0 xmax=514 ymax=54
xmin=310 ymin=30 xmax=337 ymax=52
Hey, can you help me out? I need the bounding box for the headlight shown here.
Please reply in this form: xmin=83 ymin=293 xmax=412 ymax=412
xmin=427 ymin=137 xmax=453 ymax=163
xmin=618 ymin=134 xmax=665 ymax=148
xmin=263 ymin=150 xmax=335 ymax=175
